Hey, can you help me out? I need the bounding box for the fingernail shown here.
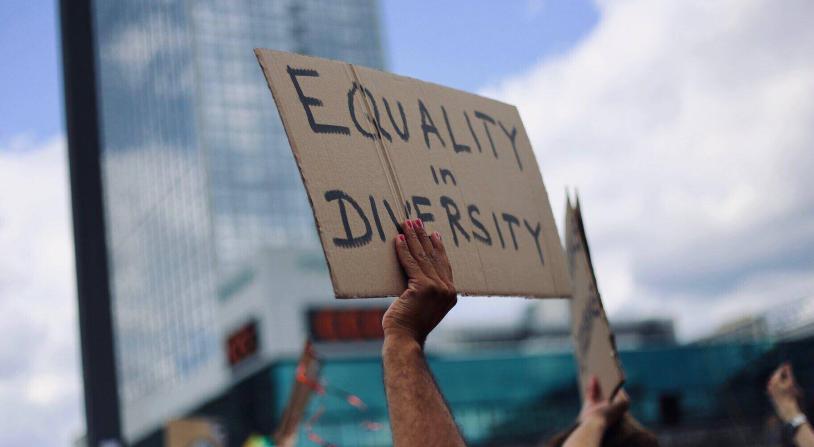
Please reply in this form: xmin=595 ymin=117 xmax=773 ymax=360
xmin=405 ymin=220 xmax=413 ymax=229
xmin=398 ymin=234 xmax=405 ymax=242
xmin=433 ymin=231 xmax=441 ymax=240
xmin=415 ymin=219 xmax=423 ymax=228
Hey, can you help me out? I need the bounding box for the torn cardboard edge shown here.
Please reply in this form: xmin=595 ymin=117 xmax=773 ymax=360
xmin=255 ymin=49 xmax=571 ymax=299
xmin=566 ymin=192 xmax=624 ymax=401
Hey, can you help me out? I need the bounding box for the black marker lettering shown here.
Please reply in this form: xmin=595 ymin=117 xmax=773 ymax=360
xmin=474 ymin=111 xmax=497 ymax=158
xmin=440 ymin=196 xmax=470 ymax=247
xmin=412 ymin=196 xmax=434 ymax=223
xmin=370 ymin=195 xmax=386 ymax=242
xmin=418 ymin=99 xmax=446 ymax=149
xmin=324 ymin=190 xmax=371 ymax=248
xmin=287 ymin=66 xmax=350 ymax=135
xmin=347 ymin=83 xmax=381 ymax=140
xmin=439 ymin=168 xmax=457 ymax=186
xmin=577 ymin=296 xmax=601 ymax=357
xmin=382 ymin=198 xmax=402 ymax=233
xmin=498 ymin=121 xmax=522 ymax=170
xmin=365 ymin=86 xmax=391 ymax=142
xmin=442 ymin=106 xmax=471 ymax=154
xmin=383 ymin=97 xmax=409 ymax=142
xmin=464 ymin=111 xmax=482 ymax=153
xmin=468 ymin=205 xmax=492 ymax=246
xmin=348 ymin=83 xmax=392 ymax=141
xmin=502 ymin=212 xmax=520 ymax=250
xmin=492 ymin=212 xmax=506 ymax=249
xmin=430 ymin=166 xmax=440 ymax=185
xmin=523 ymin=219 xmax=544 ymax=265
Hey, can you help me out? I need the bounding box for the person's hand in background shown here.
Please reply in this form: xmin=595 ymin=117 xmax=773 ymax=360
xmin=383 ymin=218 xmax=457 ymax=346
xmin=768 ymin=363 xmax=803 ymax=422
xmin=767 ymin=363 xmax=814 ymax=447
xmin=578 ymin=376 xmax=630 ymax=432
xmin=561 ymin=377 xmax=630 ymax=447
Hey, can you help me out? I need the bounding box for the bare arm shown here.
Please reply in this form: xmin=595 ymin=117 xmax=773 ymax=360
xmin=795 ymin=426 xmax=814 ymax=447
xmin=382 ymin=219 xmax=465 ymax=447
xmin=383 ymin=334 xmax=464 ymax=447
xmin=768 ymin=363 xmax=814 ymax=447
xmin=563 ymin=418 xmax=604 ymax=447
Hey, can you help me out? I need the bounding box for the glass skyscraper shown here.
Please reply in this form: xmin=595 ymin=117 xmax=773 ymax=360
xmin=89 ymin=0 xmax=384 ymax=441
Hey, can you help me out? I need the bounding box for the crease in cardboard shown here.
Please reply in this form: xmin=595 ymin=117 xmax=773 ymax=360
xmin=346 ymin=64 xmax=408 ymax=224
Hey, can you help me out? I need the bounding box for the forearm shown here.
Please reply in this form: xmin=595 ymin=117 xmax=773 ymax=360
xmin=795 ymin=423 xmax=814 ymax=447
xmin=382 ymin=334 xmax=465 ymax=447
xmin=563 ymin=419 xmax=604 ymax=447
xmin=775 ymin=400 xmax=814 ymax=447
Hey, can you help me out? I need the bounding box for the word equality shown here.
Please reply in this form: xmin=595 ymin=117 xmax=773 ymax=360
xmin=287 ymin=66 xmax=525 ymax=171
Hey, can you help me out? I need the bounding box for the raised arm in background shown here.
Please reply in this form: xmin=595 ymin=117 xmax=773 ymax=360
xmin=382 ymin=219 xmax=465 ymax=447
xmin=546 ymin=377 xmax=659 ymax=447
xmin=768 ymin=363 xmax=814 ymax=447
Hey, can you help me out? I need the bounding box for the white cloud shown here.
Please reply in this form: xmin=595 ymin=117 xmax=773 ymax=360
xmin=0 ymin=136 xmax=84 ymax=446
xmin=482 ymin=0 xmax=814 ymax=340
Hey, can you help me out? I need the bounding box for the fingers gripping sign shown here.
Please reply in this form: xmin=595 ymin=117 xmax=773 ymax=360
xmin=579 ymin=376 xmax=630 ymax=431
xmin=384 ymin=219 xmax=457 ymax=345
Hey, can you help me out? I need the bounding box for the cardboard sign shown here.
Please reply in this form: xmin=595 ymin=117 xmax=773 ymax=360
xmin=273 ymin=341 xmax=321 ymax=447
xmin=565 ymin=196 xmax=624 ymax=401
xmin=255 ymin=49 xmax=570 ymax=298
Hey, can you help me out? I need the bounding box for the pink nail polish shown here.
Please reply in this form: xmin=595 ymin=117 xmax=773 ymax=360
xmin=398 ymin=234 xmax=405 ymax=241
xmin=415 ymin=219 xmax=423 ymax=228
xmin=405 ymin=220 xmax=413 ymax=229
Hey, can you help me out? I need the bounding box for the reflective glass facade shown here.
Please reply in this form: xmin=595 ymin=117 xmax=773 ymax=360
xmin=91 ymin=0 xmax=384 ymax=439
xmin=192 ymin=1 xmax=385 ymax=273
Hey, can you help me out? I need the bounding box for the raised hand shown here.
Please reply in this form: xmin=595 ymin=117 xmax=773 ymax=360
xmin=383 ymin=218 xmax=457 ymax=345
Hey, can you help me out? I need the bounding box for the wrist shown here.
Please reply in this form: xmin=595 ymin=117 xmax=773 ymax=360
xmin=776 ymin=399 xmax=802 ymax=422
xmin=383 ymin=331 xmax=423 ymax=353
xmin=784 ymin=414 xmax=808 ymax=439
xmin=581 ymin=415 xmax=608 ymax=433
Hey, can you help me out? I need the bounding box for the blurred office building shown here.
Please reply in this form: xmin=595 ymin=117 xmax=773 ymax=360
xmin=702 ymin=294 xmax=814 ymax=344
xmin=438 ymin=300 xmax=676 ymax=352
xmin=64 ymin=0 xmax=384 ymax=444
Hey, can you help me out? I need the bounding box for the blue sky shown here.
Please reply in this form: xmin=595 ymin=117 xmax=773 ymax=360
xmin=0 ymin=0 xmax=61 ymax=141
xmin=0 ymin=0 xmax=598 ymax=141
xmin=382 ymin=0 xmax=598 ymax=91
